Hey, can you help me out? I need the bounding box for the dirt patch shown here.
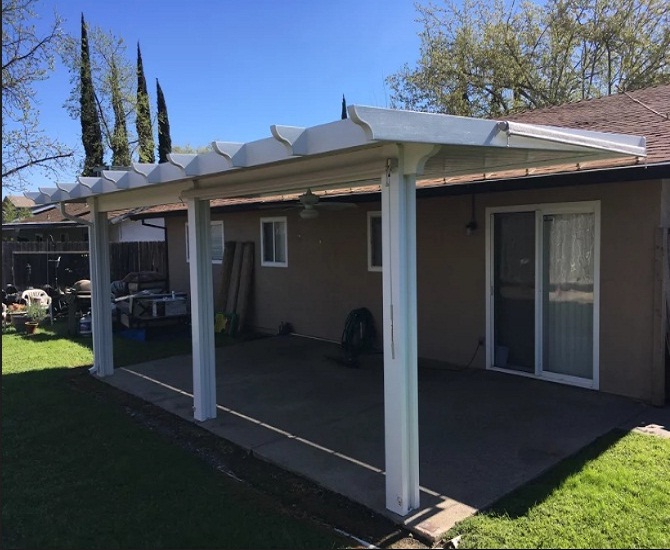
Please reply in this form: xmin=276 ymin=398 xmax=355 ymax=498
xmin=68 ymin=367 xmax=431 ymax=549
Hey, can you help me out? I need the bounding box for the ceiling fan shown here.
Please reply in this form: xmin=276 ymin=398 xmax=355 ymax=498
xmin=266 ymin=189 xmax=358 ymax=219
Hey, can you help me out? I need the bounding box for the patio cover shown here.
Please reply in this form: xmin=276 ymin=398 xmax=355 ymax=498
xmin=26 ymin=105 xmax=646 ymax=517
xmin=27 ymin=105 xmax=645 ymax=209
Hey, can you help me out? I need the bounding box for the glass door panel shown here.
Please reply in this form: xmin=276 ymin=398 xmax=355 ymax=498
xmin=493 ymin=212 xmax=535 ymax=372
xmin=541 ymin=213 xmax=595 ymax=380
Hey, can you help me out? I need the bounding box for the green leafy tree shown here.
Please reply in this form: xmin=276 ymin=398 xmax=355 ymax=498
xmin=171 ymin=144 xmax=210 ymax=154
xmin=110 ymin=59 xmax=130 ymax=167
xmin=79 ymin=13 xmax=103 ymax=175
xmin=136 ymin=43 xmax=154 ymax=163
xmin=2 ymin=0 xmax=73 ymax=191
xmin=387 ymin=0 xmax=670 ymax=117
xmin=156 ymin=79 xmax=171 ymax=163
xmin=61 ymin=24 xmax=135 ymax=167
xmin=2 ymin=200 xmax=32 ymax=222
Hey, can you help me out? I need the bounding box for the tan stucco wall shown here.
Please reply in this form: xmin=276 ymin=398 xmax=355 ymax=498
xmin=661 ymin=179 xmax=670 ymax=227
xmin=166 ymin=207 xmax=383 ymax=343
xmin=165 ymin=178 xmax=663 ymax=402
xmin=597 ymin=180 xmax=662 ymax=400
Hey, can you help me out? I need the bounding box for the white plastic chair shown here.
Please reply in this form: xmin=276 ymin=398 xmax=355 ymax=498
xmin=21 ymin=289 xmax=53 ymax=325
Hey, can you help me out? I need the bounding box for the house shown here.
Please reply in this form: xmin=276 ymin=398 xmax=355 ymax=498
xmin=2 ymin=202 xmax=165 ymax=243
xmin=26 ymin=85 xmax=667 ymax=519
xmin=2 ymin=194 xmax=37 ymax=216
xmin=2 ymin=202 xmax=166 ymax=289
xmin=2 ymin=202 xmax=90 ymax=243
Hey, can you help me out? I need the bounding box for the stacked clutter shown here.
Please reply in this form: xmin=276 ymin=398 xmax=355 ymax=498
xmin=216 ymin=241 xmax=254 ymax=336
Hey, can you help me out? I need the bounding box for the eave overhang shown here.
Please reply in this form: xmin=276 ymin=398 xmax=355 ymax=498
xmin=26 ymin=105 xmax=646 ymax=212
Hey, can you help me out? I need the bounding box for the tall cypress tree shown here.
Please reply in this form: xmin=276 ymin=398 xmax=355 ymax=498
xmin=341 ymin=94 xmax=348 ymax=120
xmin=135 ymin=43 xmax=154 ymax=163
xmin=110 ymin=60 xmax=131 ymax=167
xmin=156 ymin=79 xmax=172 ymax=163
xmin=80 ymin=13 xmax=103 ymax=176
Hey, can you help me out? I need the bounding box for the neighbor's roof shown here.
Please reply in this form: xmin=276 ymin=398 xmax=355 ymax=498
xmin=29 ymin=202 xmax=91 ymax=223
xmin=134 ymin=85 xmax=668 ymax=217
xmin=26 ymin=99 xmax=646 ymax=209
xmin=3 ymin=195 xmax=36 ymax=208
xmin=2 ymin=203 xmax=149 ymax=227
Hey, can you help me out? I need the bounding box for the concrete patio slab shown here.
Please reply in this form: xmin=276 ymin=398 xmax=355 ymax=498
xmin=102 ymin=335 xmax=653 ymax=542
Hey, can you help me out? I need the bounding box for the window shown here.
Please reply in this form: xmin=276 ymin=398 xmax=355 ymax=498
xmin=367 ymin=211 xmax=382 ymax=272
xmin=185 ymin=220 xmax=224 ymax=264
xmin=260 ymin=217 xmax=287 ymax=267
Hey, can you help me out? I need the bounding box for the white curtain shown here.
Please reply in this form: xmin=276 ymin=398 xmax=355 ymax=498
xmin=542 ymin=213 xmax=594 ymax=379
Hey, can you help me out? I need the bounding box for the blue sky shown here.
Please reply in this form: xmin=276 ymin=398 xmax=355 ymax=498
xmin=24 ymin=0 xmax=423 ymax=192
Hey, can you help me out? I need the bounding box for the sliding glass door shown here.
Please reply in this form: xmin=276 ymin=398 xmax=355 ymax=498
xmin=488 ymin=202 xmax=599 ymax=388
xmin=492 ymin=212 xmax=535 ymax=372
xmin=541 ymin=212 xmax=595 ymax=379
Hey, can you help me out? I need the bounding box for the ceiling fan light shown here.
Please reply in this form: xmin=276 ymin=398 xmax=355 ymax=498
xmin=299 ymin=188 xmax=319 ymax=207
xmin=300 ymin=207 xmax=319 ymax=220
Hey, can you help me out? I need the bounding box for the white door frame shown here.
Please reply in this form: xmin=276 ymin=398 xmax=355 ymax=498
xmin=485 ymin=200 xmax=600 ymax=390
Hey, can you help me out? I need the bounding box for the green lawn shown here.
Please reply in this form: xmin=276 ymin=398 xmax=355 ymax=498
xmin=2 ymin=321 xmax=348 ymax=549
xmin=4 ymin=321 xmax=670 ymax=549
xmin=444 ymin=428 xmax=670 ymax=549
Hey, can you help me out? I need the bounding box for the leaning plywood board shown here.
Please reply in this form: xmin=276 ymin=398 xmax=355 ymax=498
xmin=219 ymin=241 xmax=237 ymax=312
xmin=226 ymin=242 xmax=244 ymax=314
xmin=236 ymin=242 xmax=255 ymax=332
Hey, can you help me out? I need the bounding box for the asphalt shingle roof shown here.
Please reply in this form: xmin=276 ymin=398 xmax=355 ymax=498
xmin=504 ymin=84 xmax=669 ymax=165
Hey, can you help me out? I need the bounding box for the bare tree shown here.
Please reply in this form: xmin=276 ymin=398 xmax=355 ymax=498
xmin=2 ymin=0 xmax=73 ymax=191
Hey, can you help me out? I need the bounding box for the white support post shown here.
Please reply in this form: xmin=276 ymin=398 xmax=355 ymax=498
xmin=381 ymin=154 xmax=420 ymax=516
xmin=88 ymin=199 xmax=114 ymax=377
xmin=187 ymin=198 xmax=217 ymax=421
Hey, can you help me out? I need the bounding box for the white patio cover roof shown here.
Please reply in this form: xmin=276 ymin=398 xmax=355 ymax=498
xmin=26 ymin=105 xmax=646 ymax=211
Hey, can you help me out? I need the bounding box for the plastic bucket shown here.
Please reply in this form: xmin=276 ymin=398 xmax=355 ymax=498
xmin=79 ymin=313 xmax=92 ymax=336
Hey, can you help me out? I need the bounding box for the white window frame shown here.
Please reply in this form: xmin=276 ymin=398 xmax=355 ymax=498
xmin=367 ymin=211 xmax=382 ymax=272
xmin=185 ymin=220 xmax=224 ymax=264
xmin=485 ymin=200 xmax=600 ymax=390
xmin=260 ymin=217 xmax=288 ymax=268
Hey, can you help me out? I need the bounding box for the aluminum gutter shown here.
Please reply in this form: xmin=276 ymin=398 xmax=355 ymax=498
xmin=499 ymin=120 xmax=646 ymax=156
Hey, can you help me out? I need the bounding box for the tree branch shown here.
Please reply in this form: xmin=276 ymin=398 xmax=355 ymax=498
xmin=2 ymin=151 xmax=74 ymax=179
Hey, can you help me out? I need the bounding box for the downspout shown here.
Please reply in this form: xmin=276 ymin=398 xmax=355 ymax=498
xmin=60 ymin=202 xmax=93 ymax=227
xmin=141 ymin=219 xmax=169 ymax=290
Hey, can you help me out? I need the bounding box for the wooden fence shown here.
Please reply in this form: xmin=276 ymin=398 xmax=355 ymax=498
xmin=2 ymin=240 xmax=167 ymax=291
